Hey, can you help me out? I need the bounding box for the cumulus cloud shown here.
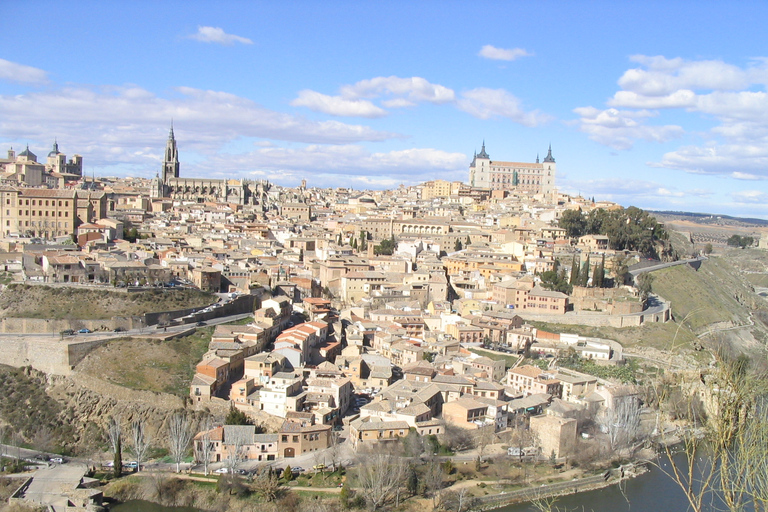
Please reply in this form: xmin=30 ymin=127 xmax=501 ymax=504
xmin=340 ymin=76 xmax=455 ymax=104
xmin=731 ymin=190 xmax=768 ymax=204
xmin=291 ymin=76 xmax=456 ymax=118
xmin=652 ymin=141 xmax=768 ymax=177
xmin=573 ymin=106 xmax=683 ymax=150
xmin=478 ymin=45 xmax=532 ymax=61
xmin=0 ymin=84 xmax=399 ymax=173
xmin=458 ymin=88 xmax=550 ymax=126
xmin=188 ymin=26 xmax=253 ymax=45
xmin=291 ymin=90 xmax=387 ymax=118
xmin=0 ymin=58 xmax=48 ymax=85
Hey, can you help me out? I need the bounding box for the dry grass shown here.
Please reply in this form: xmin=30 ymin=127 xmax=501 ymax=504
xmin=0 ymin=285 xmax=214 ymax=320
xmin=75 ymin=328 xmax=214 ymax=396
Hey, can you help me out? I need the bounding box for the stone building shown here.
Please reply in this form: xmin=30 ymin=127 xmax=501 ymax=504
xmin=468 ymin=142 xmax=556 ymax=196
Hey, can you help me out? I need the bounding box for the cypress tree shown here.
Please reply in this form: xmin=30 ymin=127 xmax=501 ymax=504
xmin=569 ymin=256 xmax=579 ymax=285
xmin=580 ymin=254 xmax=590 ymax=287
xmin=114 ymin=435 xmax=122 ymax=479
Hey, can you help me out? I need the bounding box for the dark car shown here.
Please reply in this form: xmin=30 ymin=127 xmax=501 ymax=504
xmin=113 ymin=327 xmax=127 ymax=332
xmin=196 ymin=321 xmax=207 ymax=326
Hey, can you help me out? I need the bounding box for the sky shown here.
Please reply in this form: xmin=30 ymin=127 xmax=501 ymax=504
xmin=2 ymin=1 xmax=768 ymax=219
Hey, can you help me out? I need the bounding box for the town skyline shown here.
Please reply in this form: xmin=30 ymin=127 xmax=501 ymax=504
xmin=2 ymin=1 xmax=768 ymax=219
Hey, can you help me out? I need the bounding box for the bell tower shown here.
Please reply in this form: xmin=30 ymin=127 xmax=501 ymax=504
xmin=162 ymin=123 xmax=180 ymax=184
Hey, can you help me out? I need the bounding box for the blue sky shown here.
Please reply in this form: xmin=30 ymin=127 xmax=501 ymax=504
xmin=2 ymin=1 xmax=768 ymax=218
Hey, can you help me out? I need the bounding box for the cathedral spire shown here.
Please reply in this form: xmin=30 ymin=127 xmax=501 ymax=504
xmin=477 ymin=140 xmax=489 ymax=159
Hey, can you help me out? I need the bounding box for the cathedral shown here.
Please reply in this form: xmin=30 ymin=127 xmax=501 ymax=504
xmin=152 ymin=126 xmax=269 ymax=206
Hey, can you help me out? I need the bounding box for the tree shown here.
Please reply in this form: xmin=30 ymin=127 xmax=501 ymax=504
xmin=636 ymin=272 xmax=654 ymax=302
xmin=354 ymin=449 xmax=408 ymax=511
xmin=454 ymin=238 xmax=463 ymax=251
xmin=194 ymin=421 xmax=214 ymax=476
xmin=251 ymin=464 xmax=281 ymax=501
xmin=704 ymin=243 xmax=713 ymax=254
xmin=569 ymin=256 xmax=580 ymax=286
xmin=580 ymin=254 xmax=590 ymax=287
xmin=374 ymin=237 xmax=396 ymax=256
xmin=422 ymin=457 xmax=446 ymax=506
xmin=130 ymin=418 xmax=151 ymax=473
xmin=283 ymin=464 xmax=293 ymax=484
xmin=600 ymin=391 xmax=642 ymax=452
xmin=107 ymin=415 xmax=122 ymax=478
xmin=558 ymin=209 xmax=586 ymax=238
xmin=225 ymin=404 xmax=254 ymax=426
xmin=657 ymin=350 xmax=768 ymax=512
xmin=167 ymin=412 xmax=193 ymax=473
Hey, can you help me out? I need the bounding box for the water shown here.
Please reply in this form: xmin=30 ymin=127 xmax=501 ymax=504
xmin=496 ymin=454 xmax=727 ymax=512
xmin=110 ymin=500 xmax=203 ymax=512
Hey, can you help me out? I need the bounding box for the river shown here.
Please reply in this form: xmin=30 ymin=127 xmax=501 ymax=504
xmin=496 ymin=453 xmax=732 ymax=512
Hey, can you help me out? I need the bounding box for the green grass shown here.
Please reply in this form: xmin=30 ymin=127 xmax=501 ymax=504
xmin=467 ymin=347 xmax=519 ymax=368
xmin=76 ymin=327 xmax=214 ymax=396
xmin=652 ymin=259 xmax=752 ymax=332
xmin=746 ymin=274 xmax=768 ymax=288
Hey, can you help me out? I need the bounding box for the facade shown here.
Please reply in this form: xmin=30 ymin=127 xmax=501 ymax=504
xmin=468 ymin=142 xmax=556 ymax=196
xmin=156 ymin=126 xmax=263 ymax=206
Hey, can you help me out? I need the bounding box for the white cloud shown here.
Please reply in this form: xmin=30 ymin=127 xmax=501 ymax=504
xmin=340 ymin=76 xmax=455 ymax=104
xmin=731 ymin=171 xmax=766 ymax=180
xmin=290 ymin=90 xmax=387 ymax=118
xmin=478 ymin=45 xmax=532 ymax=61
xmin=619 ymin=55 xmax=755 ymax=96
xmin=0 ymin=58 xmax=48 ymax=85
xmin=731 ymin=190 xmax=768 ymax=204
xmin=206 ymin=144 xmax=467 ymax=177
xmin=573 ymin=106 xmax=683 ymax=150
xmin=458 ymin=88 xmax=550 ymax=126
xmin=652 ymin=141 xmax=768 ymax=177
xmin=188 ymin=26 xmax=253 ymax=45
xmin=0 ymin=84 xmax=399 ymax=172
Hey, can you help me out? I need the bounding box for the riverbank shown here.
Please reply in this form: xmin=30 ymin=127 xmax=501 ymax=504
xmin=471 ymin=462 xmax=648 ymax=511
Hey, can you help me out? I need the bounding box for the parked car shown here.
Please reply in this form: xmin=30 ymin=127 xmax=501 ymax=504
xmin=196 ymin=321 xmax=207 ymax=326
xmin=51 ymin=457 xmax=65 ymax=464
xmin=291 ymin=466 xmax=304 ymax=474
xmin=113 ymin=327 xmax=127 ymax=332
xmin=77 ymin=328 xmax=91 ymax=334
xmin=312 ymin=464 xmax=326 ymax=471
xmin=214 ymin=467 xmax=229 ymax=474
xmin=60 ymin=329 xmax=75 ymax=336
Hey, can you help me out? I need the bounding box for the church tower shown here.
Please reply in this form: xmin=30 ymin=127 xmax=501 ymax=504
xmin=162 ymin=124 xmax=180 ymax=184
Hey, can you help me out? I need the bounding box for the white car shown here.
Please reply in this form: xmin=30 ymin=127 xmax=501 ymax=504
xmin=214 ymin=467 xmax=229 ymax=474
xmin=51 ymin=457 xmax=65 ymax=464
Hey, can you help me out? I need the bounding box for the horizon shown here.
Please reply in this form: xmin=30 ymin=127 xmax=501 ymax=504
xmin=2 ymin=1 xmax=768 ymax=219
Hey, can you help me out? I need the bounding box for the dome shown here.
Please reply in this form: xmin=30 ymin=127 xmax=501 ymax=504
xmin=48 ymin=140 xmax=60 ymax=157
xmin=18 ymin=144 xmax=37 ymax=161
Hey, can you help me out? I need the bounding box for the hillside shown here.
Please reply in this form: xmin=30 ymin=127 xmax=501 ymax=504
xmin=0 ymin=285 xmax=215 ymax=319
xmin=652 ymin=258 xmax=756 ymax=333
xmin=74 ymin=328 xmax=214 ymax=396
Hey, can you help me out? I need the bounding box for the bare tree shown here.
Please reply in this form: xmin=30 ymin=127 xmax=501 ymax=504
xmin=421 ymin=457 xmax=445 ymax=507
xmin=327 ymin=430 xmax=342 ymax=471
xmin=194 ymin=421 xmax=214 ymax=476
xmin=250 ymin=464 xmax=281 ymax=502
xmin=442 ymin=422 xmax=474 ymax=453
xmin=223 ymin=425 xmax=251 ymax=485
xmin=354 ymin=449 xmax=408 ymax=511
xmin=600 ymin=391 xmax=641 ymax=453
xmin=167 ymin=412 xmax=193 ymax=473
xmin=130 ymin=418 xmax=152 ymax=472
xmin=107 ymin=415 xmax=122 ymax=478
xmin=656 ymin=350 xmax=768 ymax=512
xmin=475 ymin=425 xmax=495 ymax=462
